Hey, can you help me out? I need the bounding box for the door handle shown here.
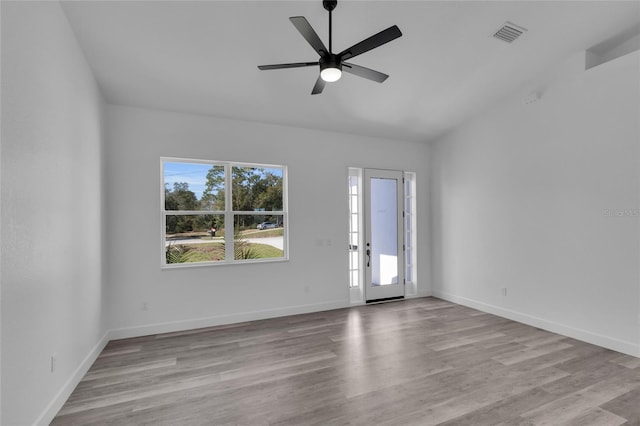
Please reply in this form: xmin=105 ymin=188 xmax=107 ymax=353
xmin=366 ymin=248 xmax=371 ymax=267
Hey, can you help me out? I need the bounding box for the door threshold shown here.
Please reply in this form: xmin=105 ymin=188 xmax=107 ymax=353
xmin=366 ymin=296 xmax=405 ymax=304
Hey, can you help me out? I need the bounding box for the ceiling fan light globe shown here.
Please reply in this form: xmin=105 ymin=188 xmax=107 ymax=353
xmin=321 ymin=67 xmax=342 ymax=82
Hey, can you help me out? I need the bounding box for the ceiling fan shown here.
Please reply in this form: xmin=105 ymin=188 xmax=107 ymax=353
xmin=258 ymin=0 xmax=402 ymax=95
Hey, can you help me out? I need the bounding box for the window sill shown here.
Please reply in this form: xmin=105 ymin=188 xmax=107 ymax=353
xmin=161 ymin=256 xmax=290 ymax=270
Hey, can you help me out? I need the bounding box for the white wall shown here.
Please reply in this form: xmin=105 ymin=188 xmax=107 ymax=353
xmin=430 ymin=51 xmax=640 ymax=357
xmin=1 ymin=2 xmax=107 ymax=425
xmin=105 ymin=105 xmax=430 ymax=337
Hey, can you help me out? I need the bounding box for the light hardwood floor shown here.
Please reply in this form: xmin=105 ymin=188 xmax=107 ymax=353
xmin=53 ymin=298 xmax=640 ymax=425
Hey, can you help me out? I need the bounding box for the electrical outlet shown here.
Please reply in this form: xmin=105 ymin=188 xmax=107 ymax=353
xmin=501 ymin=288 xmax=508 ymax=296
xmin=50 ymin=354 xmax=57 ymax=373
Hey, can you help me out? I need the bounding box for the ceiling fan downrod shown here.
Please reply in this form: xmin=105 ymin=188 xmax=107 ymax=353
xmin=323 ymin=0 xmax=337 ymax=53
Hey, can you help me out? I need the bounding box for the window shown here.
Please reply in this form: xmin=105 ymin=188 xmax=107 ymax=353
xmin=348 ymin=168 xmax=363 ymax=289
xmin=161 ymin=158 xmax=287 ymax=267
xmin=404 ymin=172 xmax=417 ymax=293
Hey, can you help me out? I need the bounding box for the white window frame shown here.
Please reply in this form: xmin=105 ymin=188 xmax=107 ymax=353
xmin=404 ymin=171 xmax=417 ymax=296
xmin=348 ymin=168 xmax=364 ymax=303
xmin=161 ymin=157 xmax=289 ymax=268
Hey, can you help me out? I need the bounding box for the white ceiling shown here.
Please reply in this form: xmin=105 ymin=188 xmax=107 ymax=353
xmin=60 ymin=1 xmax=640 ymax=143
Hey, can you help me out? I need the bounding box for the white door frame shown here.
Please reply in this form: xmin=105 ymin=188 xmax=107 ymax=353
xmin=364 ymin=169 xmax=405 ymax=302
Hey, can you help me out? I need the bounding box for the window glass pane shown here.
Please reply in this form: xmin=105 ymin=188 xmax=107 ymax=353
xmin=370 ymin=178 xmax=398 ymax=286
xmin=350 ymin=233 xmax=358 ymax=247
xmin=165 ymin=214 xmax=225 ymax=263
xmin=350 ymin=214 xmax=358 ymax=233
xmin=232 ymin=166 xmax=283 ymax=212
xmin=233 ymin=214 xmax=284 ymax=260
xmin=350 ymin=251 xmax=358 ymax=269
xmin=351 ymin=195 xmax=358 ymax=213
xmin=164 ymin=162 xmax=224 ymax=211
xmin=349 ymin=176 xmax=358 ymax=194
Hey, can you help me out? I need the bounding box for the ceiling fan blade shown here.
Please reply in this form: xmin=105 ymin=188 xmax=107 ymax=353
xmin=311 ymin=75 xmax=325 ymax=95
xmin=339 ymin=25 xmax=402 ymax=61
xmin=258 ymin=62 xmax=319 ymax=70
xmin=342 ymin=63 xmax=389 ymax=83
xmin=290 ymin=16 xmax=329 ymax=57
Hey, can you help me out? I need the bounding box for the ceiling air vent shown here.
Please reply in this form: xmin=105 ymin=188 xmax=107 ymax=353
xmin=493 ymin=22 xmax=527 ymax=43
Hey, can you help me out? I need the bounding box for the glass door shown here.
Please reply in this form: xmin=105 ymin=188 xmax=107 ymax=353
xmin=364 ymin=169 xmax=404 ymax=301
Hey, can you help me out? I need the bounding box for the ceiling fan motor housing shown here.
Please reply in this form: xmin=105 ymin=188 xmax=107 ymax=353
xmin=320 ymin=54 xmax=342 ymax=72
xmin=320 ymin=54 xmax=342 ymax=82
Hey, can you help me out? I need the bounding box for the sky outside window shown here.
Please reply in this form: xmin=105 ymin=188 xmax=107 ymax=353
xmin=164 ymin=162 xmax=283 ymax=201
xmin=164 ymin=162 xmax=212 ymax=200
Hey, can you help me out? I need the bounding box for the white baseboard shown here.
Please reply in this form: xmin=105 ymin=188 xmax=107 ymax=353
xmin=34 ymin=331 xmax=110 ymax=426
xmin=109 ymin=299 xmax=350 ymax=340
xmin=432 ymin=290 xmax=640 ymax=358
xmin=418 ymin=289 xmax=433 ymax=298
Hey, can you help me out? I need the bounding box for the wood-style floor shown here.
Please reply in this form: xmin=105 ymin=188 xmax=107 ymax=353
xmin=53 ymin=298 xmax=640 ymax=425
